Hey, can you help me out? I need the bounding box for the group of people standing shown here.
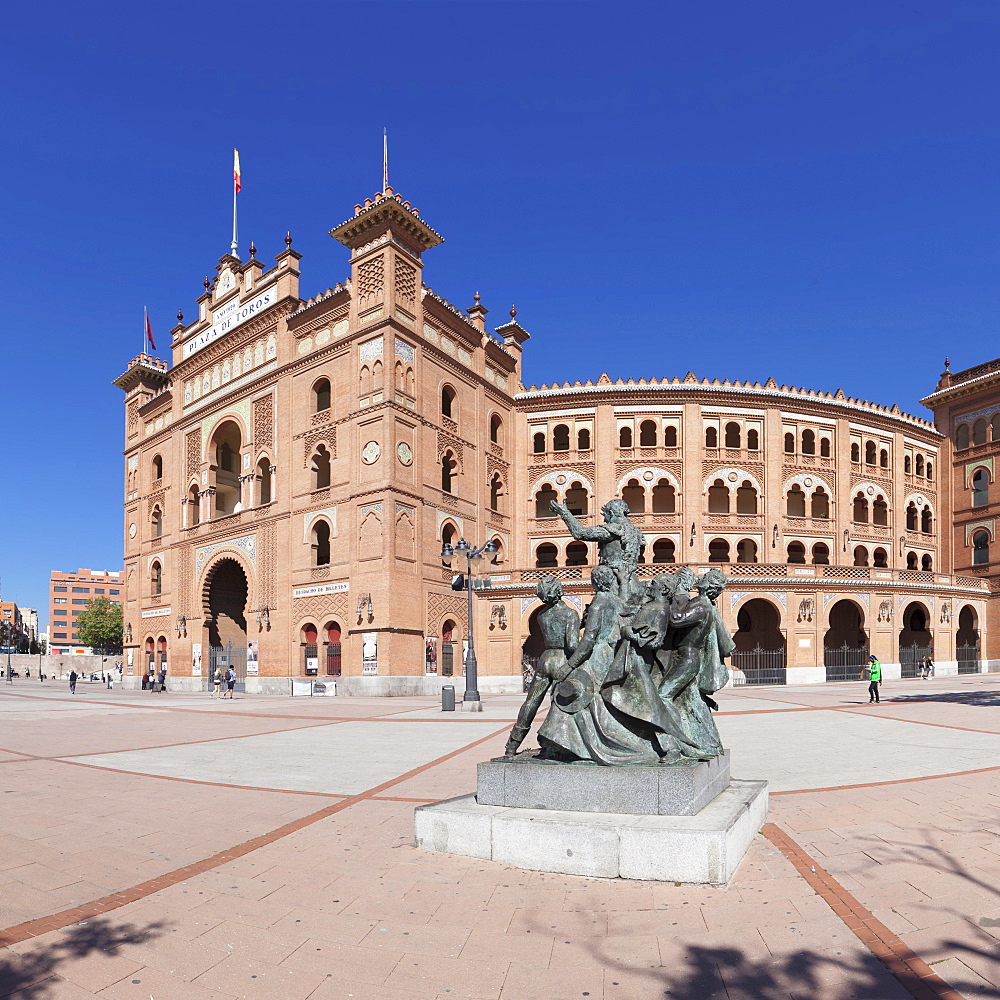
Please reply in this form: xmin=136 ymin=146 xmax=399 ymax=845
xmin=211 ymin=666 xmax=237 ymax=698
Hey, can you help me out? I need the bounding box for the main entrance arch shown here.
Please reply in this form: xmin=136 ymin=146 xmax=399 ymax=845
xmin=823 ymin=599 xmax=868 ymax=682
xmin=898 ymin=602 xmax=932 ymax=679
xmin=957 ymin=606 xmax=981 ymax=674
xmin=203 ymin=557 xmax=249 ymax=692
xmin=731 ymin=599 xmax=786 ymax=685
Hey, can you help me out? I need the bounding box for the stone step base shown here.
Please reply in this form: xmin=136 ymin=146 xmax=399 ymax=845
xmin=414 ymin=778 xmax=768 ymax=886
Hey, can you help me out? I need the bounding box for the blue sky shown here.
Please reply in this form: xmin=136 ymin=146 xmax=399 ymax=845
xmin=3 ymin=1 xmax=999 ymax=622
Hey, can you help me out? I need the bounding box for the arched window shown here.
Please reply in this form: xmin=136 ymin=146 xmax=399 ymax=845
xmin=640 ymin=420 xmax=657 ymax=446
xmin=906 ymin=502 xmax=918 ymax=531
xmin=786 ymin=485 xmax=806 ymax=517
xmin=724 ymin=422 xmax=741 ymax=448
xmin=652 ymin=538 xmax=675 ymax=563
xmin=152 ymin=455 xmax=163 ymax=480
xmin=152 ymin=506 xmax=163 ymax=538
xmin=535 ymin=543 xmax=558 ymax=568
xmin=359 ymin=365 xmax=372 ymax=395
xmin=313 ymin=378 xmax=331 ymax=413
xmin=973 ymin=530 xmax=990 ymax=565
xmin=736 ymin=480 xmax=758 ymax=515
xmin=651 ymin=479 xmax=675 ymax=513
xmin=395 ymin=359 xmax=404 ymax=391
xmin=926 ymin=460 xmax=933 ymax=481
xmin=565 ymin=542 xmax=588 ymax=566
xmin=906 ymin=551 xmax=918 ymax=569
xmin=490 ymin=474 xmax=504 ymax=512
xmin=552 ymin=424 xmax=570 ymax=451
xmin=151 ymin=561 xmax=162 ymax=596
xmin=811 ymin=487 xmax=829 ymax=519
xmin=921 ymin=554 xmax=932 ymax=571
xmin=820 ymin=437 xmax=831 ymax=458
xmin=915 ymin=454 xmax=925 ymax=476
xmin=664 ymin=426 xmax=678 ymax=447
xmin=534 ymin=485 xmax=558 ymax=518
xmin=784 ymin=432 xmax=795 ymax=454
xmin=801 ymin=430 xmax=815 ymax=455
xmin=706 ymin=427 xmax=718 ymax=448
xmin=865 ymin=441 xmax=876 ymax=465
xmin=973 ymin=419 xmax=987 ymax=445
xmin=904 ymin=455 xmax=912 ymax=474
xmin=441 ymin=523 xmax=456 ymax=548
xmin=853 ymin=493 xmax=869 ymax=523
xmin=441 ymin=384 xmax=456 ymax=419
xmin=312 ymin=445 xmax=331 ymax=490
xmin=873 ymin=547 xmax=888 ymax=567
xmin=313 ymin=520 xmax=331 ymax=565
xmin=853 ymin=545 xmax=869 ymax=567
xmin=256 ymin=458 xmax=272 ymax=505
xmin=708 ymin=538 xmax=730 ymax=563
xmin=736 ymin=539 xmax=758 ymax=563
xmin=577 ymin=428 xmax=591 ymax=451
xmin=973 ymin=468 xmax=989 ymax=507
xmin=921 ymin=506 xmax=932 ymax=533
xmin=619 ymin=426 xmax=633 ymax=448
xmin=491 ymin=538 xmax=504 ymax=564
xmin=490 ymin=414 xmax=503 ymax=445
xmin=786 ymin=541 xmax=806 ymax=564
xmin=872 ymin=495 xmax=888 ymax=526
xmin=565 ymin=481 xmax=588 ymax=515
xmin=372 ymin=360 xmax=383 ymax=389
xmin=851 ymin=443 xmax=860 ymax=462
xmin=623 ymin=479 xmax=646 ymax=514
xmin=189 ymin=484 xmax=200 ymax=526
xmin=956 ymin=424 xmax=970 ymax=450
xmin=879 ymin=449 xmax=889 ymax=469
xmin=441 ymin=451 xmax=456 ymax=493
xmin=215 ymin=423 xmax=241 ymax=473
xmin=993 ymin=414 xmax=1000 ymax=441
xmin=811 ymin=542 xmax=830 ymax=565
xmin=707 ymin=479 xmax=729 ymax=514
xmin=533 ymin=431 xmax=546 ymax=454
xmin=747 ymin=429 xmax=759 ymax=451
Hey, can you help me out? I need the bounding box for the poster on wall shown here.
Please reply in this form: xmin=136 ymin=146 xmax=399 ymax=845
xmin=247 ymin=640 xmax=259 ymax=676
xmin=425 ymin=637 xmax=438 ymax=674
xmin=191 ymin=643 xmax=202 ymax=676
xmin=126 ymin=649 xmax=134 ymax=674
xmin=362 ymin=632 xmax=378 ymax=675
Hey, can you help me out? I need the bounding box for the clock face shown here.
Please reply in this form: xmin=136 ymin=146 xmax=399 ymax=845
xmin=362 ymin=440 xmax=381 ymax=464
xmin=397 ymin=442 xmax=413 ymax=466
xmin=128 ymin=523 xmax=137 ymax=538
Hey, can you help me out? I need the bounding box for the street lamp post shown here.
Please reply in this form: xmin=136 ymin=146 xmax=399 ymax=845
xmin=3 ymin=624 xmax=12 ymax=684
xmin=440 ymin=537 xmax=498 ymax=711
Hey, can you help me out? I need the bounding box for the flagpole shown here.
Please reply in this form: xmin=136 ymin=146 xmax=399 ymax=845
xmin=231 ymin=183 xmax=238 ymax=258
xmin=143 ymin=306 xmax=148 ymax=356
xmin=383 ymin=127 xmax=388 ymax=191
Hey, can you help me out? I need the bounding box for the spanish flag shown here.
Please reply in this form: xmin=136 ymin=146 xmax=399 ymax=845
xmin=233 ymin=148 xmax=242 ymax=194
xmin=145 ymin=309 xmax=156 ymax=352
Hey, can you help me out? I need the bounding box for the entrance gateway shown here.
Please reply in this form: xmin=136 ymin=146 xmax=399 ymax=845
xmin=204 ymin=557 xmax=249 ymax=693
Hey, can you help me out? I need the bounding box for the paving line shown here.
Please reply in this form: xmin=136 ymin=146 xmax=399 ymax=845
xmin=0 ymin=722 xmax=511 ymax=949
xmin=770 ymin=762 xmax=1000 ymax=796
xmin=763 ymin=823 xmax=965 ymax=1000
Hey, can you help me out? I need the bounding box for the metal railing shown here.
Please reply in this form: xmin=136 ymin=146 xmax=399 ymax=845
xmin=730 ymin=646 xmax=787 ymax=685
xmin=823 ymin=643 xmax=870 ymax=682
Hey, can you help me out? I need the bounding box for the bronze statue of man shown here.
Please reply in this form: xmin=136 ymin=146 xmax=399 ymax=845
xmin=501 ymin=575 xmax=580 ymax=759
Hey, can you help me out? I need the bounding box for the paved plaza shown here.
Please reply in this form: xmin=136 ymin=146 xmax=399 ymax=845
xmin=1 ymin=675 xmax=999 ymax=999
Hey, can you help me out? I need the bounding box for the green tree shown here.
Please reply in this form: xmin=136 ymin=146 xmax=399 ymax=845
xmin=75 ymin=598 xmax=123 ymax=653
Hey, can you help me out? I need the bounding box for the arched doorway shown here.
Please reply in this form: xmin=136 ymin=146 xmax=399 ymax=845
xmin=324 ymin=621 xmax=342 ymax=676
xmin=957 ymin=606 xmax=981 ymax=674
xmin=204 ymin=558 xmax=249 ymax=693
xmin=521 ymin=606 xmax=548 ymax=691
xmin=731 ymin=599 xmax=786 ymax=685
xmin=441 ymin=619 xmax=458 ymax=677
xmin=823 ymin=600 xmax=868 ymax=681
xmin=898 ymin=602 xmax=932 ymax=678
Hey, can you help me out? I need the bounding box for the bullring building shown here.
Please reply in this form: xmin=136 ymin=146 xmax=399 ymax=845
xmin=115 ymin=186 xmax=997 ymax=693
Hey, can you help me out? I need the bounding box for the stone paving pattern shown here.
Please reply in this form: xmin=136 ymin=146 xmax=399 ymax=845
xmin=1 ymin=674 xmax=999 ymax=999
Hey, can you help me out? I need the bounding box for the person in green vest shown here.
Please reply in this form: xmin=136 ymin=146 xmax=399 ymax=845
xmin=867 ymin=654 xmax=882 ymax=704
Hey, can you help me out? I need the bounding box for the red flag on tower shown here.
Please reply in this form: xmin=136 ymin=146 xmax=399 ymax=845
xmin=234 ymin=148 xmax=242 ymax=193
xmin=145 ymin=309 xmax=156 ymax=352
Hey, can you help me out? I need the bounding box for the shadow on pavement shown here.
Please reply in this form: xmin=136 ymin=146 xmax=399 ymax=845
xmin=0 ymin=916 xmax=165 ymax=998
xmin=881 ymin=687 xmax=1000 ymax=706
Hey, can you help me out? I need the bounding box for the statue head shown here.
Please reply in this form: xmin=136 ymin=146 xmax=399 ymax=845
xmin=696 ymin=568 xmax=728 ymax=599
xmin=536 ymin=574 xmax=563 ymax=605
xmin=601 ymin=497 xmax=630 ymax=523
xmin=591 ymin=564 xmax=617 ymax=593
xmin=674 ymin=567 xmax=697 ymax=594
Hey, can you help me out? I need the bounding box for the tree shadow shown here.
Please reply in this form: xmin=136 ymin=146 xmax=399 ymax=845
xmin=880 ymin=687 xmax=1000 ymax=707
xmin=0 ymin=916 xmax=166 ymax=998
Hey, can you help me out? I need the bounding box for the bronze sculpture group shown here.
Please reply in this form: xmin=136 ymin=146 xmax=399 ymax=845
xmin=502 ymin=497 xmax=734 ymax=766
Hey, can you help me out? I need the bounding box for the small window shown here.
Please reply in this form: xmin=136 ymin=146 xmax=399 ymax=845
xmin=490 ymin=474 xmax=504 ymax=512
xmin=865 ymin=441 xmax=876 ymax=465
xmin=640 ymin=420 xmax=657 ymax=447
xmin=921 ymin=554 xmax=932 ymax=571
xmin=811 ymin=542 xmax=829 ymax=565
xmin=151 ymin=562 xmax=162 ymax=597
xmin=664 ymin=426 xmax=678 ymax=447
xmin=94 ymin=588 xmax=105 ymax=594
xmin=708 ymin=538 xmax=730 ymax=563
xmin=851 ymin=443 xmax=860 ymax=462
xmin=152 ymin=455 xmax=163 ymax=479
xmin=312 ymin=445 xmax=331 ymax=490
xmin=54 ymin=586 xmax=67 ymax=593
xmin=921 ymin=507 xmax=933 ymax=533
xmin=535 ymin=485 xmax=558 ymax=518
xmin=904 ymin=455 xmax=912 ymax=474
xmin=926 ymin=461 xmax=933 ymax=481
xmin=651 ymin=479 xmax=675 ymax=514
xmin=879 ymin=449 xmax=888 ymax=469
xmin=915 ymin=454 xmax=925 ymax=476
xmin=623 ymin=479 xmax=646 ymax=514
xmin=735 ymin=480 xmax=757 ymax=515
xmin=490 ymin=414 xmax=503 ymax=444
xmin=853 ymin=545 xmax=869 ymax=567
xmin=441 ymin=385 xmax=456 ymax=419
xmin=313 ymin=520 xmax=331 ymax=565
xmin=973 ymin=419 xmax=987 ymax=445
xmin=784 ymin=432 xmax=795 ymax=454
xmin=552 ymin=425 xmax=570 ymax=451
xmin=786 ymin=541 xmax=806 ymax=564
xmin=535 ymin=543 xmax=558 ymax=568
xmin=956 ymin=424 xmax=970 ymax=449
xmin=313 ymin=378 xmax=331 ymax=413
xmin=786 ymin=486 xmax=806 ymax=517
xmin=906 ymin=502 xmax=918 ymax=531
xmin=872 ymin=496 xmax=888 ymax=526
xmin=565 ymin=542 xmax=588 ymax=566
xmin=565 ymin=481 xmax=588 ymax=515
xmin=152 ymin=507 xmax=163 ymax=538
xmin=801 ymin=430 xmax=815 ymax=455
xmin=873 ymin=547 xmax=888 ymax=568
xmin=707 ymin=479 xmax=729 ymax=514
xmin=820 ymin=438 xmax=830 ymax=457
xmin=906 ymin=551 xmax=918 ymax=569
xmin=724 ymin=422 xmax=741 ymax=448
xmin=705 ymin=427 xmax=718 ymax=448
xmin=533 ymin=431 xmax=546 ymax=453
xmin=441 ymin=451 xmax=456 ymax=493
xmin=811 ymin=487 xmax=829 ymax=519
xmin=72 ymin=588 xmax=89 ymax=593
xmin=577 ymin=428 xmax=591 ymax=450
xmin=853 ymin=494 xmax=869 ymax=523
xmin=973 ymin=469 xmax=989 ymax=507
xmin=619 ymin=426 xmax=633 ymax=448
xmin=736 ymin=539 xmax=758 ymax=563
xmin=109 ymin=589 xmax=120 ymax=595
xmin=747 ymin=429 xmax=759 ymax=451
xmin=54 ymin=598 xmax=67 ymax=604
xmin=652 ymin=538 xmax=675 ymax=563
xmin=973 ymin=530 xmax=990 ymax=565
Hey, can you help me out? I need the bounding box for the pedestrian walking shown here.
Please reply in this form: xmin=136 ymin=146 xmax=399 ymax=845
xmin=106 ymin=671 xmax=113 ymax=689
xmin=868 ymin=654 xmax=882 ymax=703
xmin=211 ymin=667 xmax=222 ymax=698
xmin=69 ymin=670 xmax=77 ymax=695
xmin=918 ymin=656 xmax=928 ymax=680
xmin=926 ymin=656 xmax=935 ymax=678
xmin=157 ymin=668 xmax=166 ymax=692
xmin=141 ymin=672 xmax=149 ymax=690
xmin=223 ymin=666 xmax=236 ymax=699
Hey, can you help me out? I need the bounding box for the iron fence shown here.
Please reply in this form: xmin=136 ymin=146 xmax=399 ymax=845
xmin=208 ymin=641 xmax=247 ymax=693
xmin=823 ymin=643 xmax=870 ymax=683
xmin=957 ymin=643 xmax=981 ymax=675
xmin=899 ymin=644 xmax=932 ymax=679
xmin=730 ymin=646 xmax=787 ymax=686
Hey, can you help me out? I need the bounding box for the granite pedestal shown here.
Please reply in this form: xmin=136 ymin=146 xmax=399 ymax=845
xmin=415 ymin=750 xmax=768 ymax=885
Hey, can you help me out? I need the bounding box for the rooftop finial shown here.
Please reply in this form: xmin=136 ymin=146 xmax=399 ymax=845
xmin=177 ymin=309 xmax=184 ymax=322
xmin=510 ymin=304 xmax=517 ymax=319
xmin=382 ymin=126 xmax=389 ymax=193
xmin=944 ymin=356 xmax=950 ymax=371
xmin=285 ymin=231 xmax=293 ymax=247
xmin=203 ymin=276 xmax=210 ymax=289
xmin=249 ymin=241 xmax=257 ymax=259
xmin=474 ymin=290 xmax=481 ymax=304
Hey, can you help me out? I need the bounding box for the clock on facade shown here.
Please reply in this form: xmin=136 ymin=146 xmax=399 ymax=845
xmin=397 ymin=442 xmax=413 ymax=465
xmin=362 ymin=441 xmax=381 ymax=464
